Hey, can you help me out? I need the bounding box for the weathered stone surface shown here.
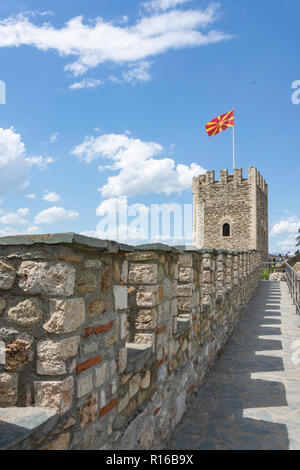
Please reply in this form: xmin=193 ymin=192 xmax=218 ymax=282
xmin=202 ymin=270 xmax=211 ymax=283
xmin=136 ymin=285 xmax=159 ymax=307
xmin=18 ymin=261 xmax=75 ymax=296
xmin=83 ymin=259 xmax=102 ymax=270
xmin=34 ymin=377 xmax=74 ymax=415
xmin=114 ymin=285 xmax=128 ymax=310
xmin=178 ymin=254 xmax=193 ymax=267
xmin=104 ymin=327 xmax=119 ymax=346
xmin=177 ymin=283 xmax=193 ymax=297
xmin=57 ymin=252 xmax=82 ymax=263
xmin=88 ymin=298 xmax=107 ymax=318
xmin=175 ymin=391 xmax=186 ymax=425
xmin=0 ymin=261 xmax=16 ymax=290
xmin=120 ymin=312 xmax=127 ymax=339
xmin=134 ymin=333 xmax=153 ymax=344
xmin=118 ymin=347 xmax=127 ymax=373
xmin=101 ymin=267 xmax=112 ymax=293
xmin=0 ymin=372 xmax=18 ymax=406
xmin=126 ymin=252 xmax=159 ymax=262
xmin=0 ymin=296 xmax=7 ymax=315
xmin=121 ymin=260 xmax=128 ymax=284
xmin=157 ymin=265 xmax=164 ymax=282
xmin=117 ymin=406 xmax=153 ymax=449
xmin=37 ymin=337 xmax=80 ymax=375
xmin=129 ymin=264 xmax=158 ymax=284
xmin=43 ymin=433 xmax=70 ymax=450
xmin=5 ymin=336 xmax=33 ymax=371
xmin=118 ymin=392 xmax=129 ymax=413
xmin=162 ymin=278 xmax=172 ymax=299
xmin=112 ymin=261 xmax=120 ymax=281
xmin=140 ymin=416 xmax=155 ymax=449
xmin=76 ymin=374 xmax=93 ymax=398
xmin=177 ymin=297 xmax=191 ymax=312
xmin=83 ymin=340 xmax=98 ymax=356
xmin=178 ymin=267 xmax=193 ymax=282
xmin=64 ymin=417 xmax=76 ymax=430
xmin=78 ymin=393 xmax=98 ymax=429
xmin=135 ymin=309 xmax=156 ymax=330
xmin=7 ymin=299 xmax=43 ymax=327
xmin=140 ymin=371 xmax=151 ymax=389
xmin=129 ymin=373 xmax=140 ymax=398
xmin=94 ymin=363 xmax=107 ymax=387
xmin=77 ymin=271 xmax=97 ymax=294
xmin=202 ymin=256 xmax=212 ymax=270
xmin=43 ymin=298 xmax=85 ymax=334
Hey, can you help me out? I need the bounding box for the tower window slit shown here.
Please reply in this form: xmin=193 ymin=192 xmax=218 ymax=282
xmin=223 ymin=223 xmax=230 ymax=237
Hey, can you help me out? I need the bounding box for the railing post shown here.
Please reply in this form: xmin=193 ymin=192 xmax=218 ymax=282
xmin=285 ymin=262 xmax=300 ymax=315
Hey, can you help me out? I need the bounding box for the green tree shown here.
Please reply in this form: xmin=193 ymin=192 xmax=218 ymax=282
xmin=296 ymin=228 xmax=300 ymax=247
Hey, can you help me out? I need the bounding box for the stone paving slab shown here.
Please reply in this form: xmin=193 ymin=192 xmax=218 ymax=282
xmin=168 ymin=281 xmax=300 ymax=450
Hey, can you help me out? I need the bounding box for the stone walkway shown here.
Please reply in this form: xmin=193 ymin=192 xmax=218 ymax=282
xmin=169 ymin=281 xmax=300 ymax=450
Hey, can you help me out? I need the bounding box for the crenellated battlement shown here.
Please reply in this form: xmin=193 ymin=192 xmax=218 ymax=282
xmin=193 ymin=166 xmax=267 ymax=194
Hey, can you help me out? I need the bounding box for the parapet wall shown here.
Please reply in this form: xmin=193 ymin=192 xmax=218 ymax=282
xmin=192 ymin=166 xmax=268 ymax=194
xmin=0 ymin=234 xmax=262 ymax=450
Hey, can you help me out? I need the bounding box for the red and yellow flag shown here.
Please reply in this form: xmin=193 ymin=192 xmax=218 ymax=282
xmin=206 ymin=110 xmax=234 ymax=137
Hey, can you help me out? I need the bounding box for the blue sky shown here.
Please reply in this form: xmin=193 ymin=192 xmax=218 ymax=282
xmin=0 ymin=0 xmax=299 ymax=253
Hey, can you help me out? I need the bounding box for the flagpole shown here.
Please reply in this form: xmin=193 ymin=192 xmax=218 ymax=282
xmin=233 ymin=116 xmax=235 ymax=170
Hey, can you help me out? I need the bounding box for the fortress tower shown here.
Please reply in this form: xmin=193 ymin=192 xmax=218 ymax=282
xmin=192 ymin=167 xmax=268 ymax=260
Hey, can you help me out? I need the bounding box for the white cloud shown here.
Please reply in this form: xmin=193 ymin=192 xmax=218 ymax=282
xmin=0 ymin=227 xmax=24 ymax=237
xmin=17 ymin=208 xmax=30 ymax=217
xmin=0 ymin=211 xmax=28 ymax=225
xmin=72 ymin=132 xmax=205 ymax=198
xmin=0 ymin=127 xmax=30 ymax=195
xmin=21 ymin=180 xmax=30 ymax=189
xmin=69 ymin=78 xmax=103 ymax=90
xmin=35 ymin=206 xmax=79 ymax=224
xmin=26 ymin=155 xmax=53 ymax=170
xmin=0 ymin=126 xmax=54 ymax=188
xmin=143 ymin=0 xmax=192 ymax=12
xmin=49 ymin=132 xmax=59 ymax=143
xmin=0 ymin=4 xmax=232 ymax=79
xmin=123 ymin=61 xmax=152 ymax=83
xmin=24 ymin=10 xmax=54 ymax=18
xmin=42 ymin=191 xmax=61 ymax=203
xmin=276 ymin=234 xmax=298 ymax=253
xmin=26 ymin=225 xmax=41 ymax=234
xmin=26 ymin=193 xmax=37 ymax=199
xmin=270 ymin=216 xmax=300 ymax=237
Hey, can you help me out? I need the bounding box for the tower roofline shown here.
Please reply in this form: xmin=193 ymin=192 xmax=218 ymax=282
xmin=192 ymin=166 xmax=267 ymax=193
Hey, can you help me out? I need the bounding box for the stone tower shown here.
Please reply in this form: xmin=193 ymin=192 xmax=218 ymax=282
xmin=192 ymin=166 xmax=268 ymax=260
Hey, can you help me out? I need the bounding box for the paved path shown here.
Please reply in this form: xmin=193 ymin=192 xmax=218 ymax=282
xmin=169 ymin=281 xmax=300 ymax=450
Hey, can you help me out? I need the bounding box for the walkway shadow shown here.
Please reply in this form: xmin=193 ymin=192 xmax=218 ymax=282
xmin=169 ymin=281 xmax=290 ymax=450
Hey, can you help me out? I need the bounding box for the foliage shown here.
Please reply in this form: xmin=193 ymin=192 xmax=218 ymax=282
xmin=261 ymin=268 xmax=275 ymax=280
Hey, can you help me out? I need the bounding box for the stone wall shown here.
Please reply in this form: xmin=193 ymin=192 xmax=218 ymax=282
xmin=192 ymin=167 xmax=268 ymax=261
xmin=0 ymin=234 xmax=262 ymax=450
